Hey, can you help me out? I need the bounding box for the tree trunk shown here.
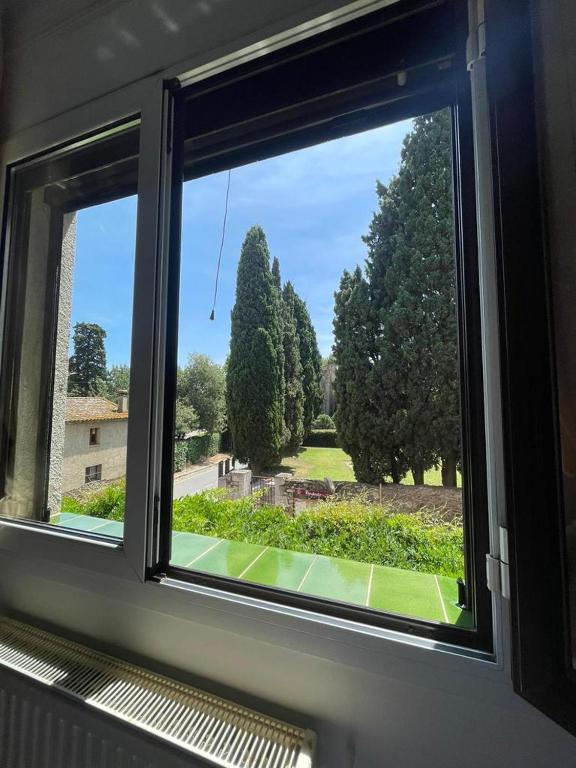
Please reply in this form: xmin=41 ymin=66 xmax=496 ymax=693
xmin=441 ymin=455 xmax=457 ymax=487
xmin=412 ymin=465 xmax=424 ymax=485
xmin=390 ymin=455 xmax=400 ymax=484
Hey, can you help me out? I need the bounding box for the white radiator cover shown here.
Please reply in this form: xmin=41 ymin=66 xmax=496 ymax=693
xmin=0 ymin=670 xmax=196 ymax=768
xmin=0 ymin=618 xmax=315 ymax=768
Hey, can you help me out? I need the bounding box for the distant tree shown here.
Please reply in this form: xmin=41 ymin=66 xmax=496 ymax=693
xmin=106 ymin=364 xmax=130 ymax=399
xmin=178 ymin=354 xmax=226 ymax=434
xmin=68 ymin=322 xmax=107 ymax=396
xmin=281 ymin=282 xmax=305 ymax=449
xmin=227 ymin=226 xmax=284 ymax=472
xmin=293 ymin=291 xmax=322 ymax=436
xmin=174 ymin=399 xmax=199 ymax=439
xmin=312 ymin=413 xmax=335 ymax=430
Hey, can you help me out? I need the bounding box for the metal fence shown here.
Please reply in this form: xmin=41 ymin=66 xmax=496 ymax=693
xmin=250 ymin=476 xmax=276 ymax=506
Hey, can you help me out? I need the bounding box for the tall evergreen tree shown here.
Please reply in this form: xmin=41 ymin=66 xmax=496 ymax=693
xmin=381 ymin=110 xmax=459 ymax=486
xmin=282 ymin=282 xmax=305 ymax=449
xmin=227 ymin=226 xmax=284 ymax=472
xmin=334 ymin=109 xmax=459 ymax=486
xmin=333 ymin=267 xmax=408 ymax=483
xmin=293 ymin=291 xmax=322 ymax=436
xmin=68 ymin=322 xmax=108 ymax=396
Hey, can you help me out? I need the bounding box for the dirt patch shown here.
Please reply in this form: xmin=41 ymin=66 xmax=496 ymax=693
xmin=285 ymin=479 xmax=463 ymax=522
xmin=64 ymin=478 xmax=123 ymax=502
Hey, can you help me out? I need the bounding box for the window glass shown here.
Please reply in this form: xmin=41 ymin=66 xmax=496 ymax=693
xmin=0 ymin=122 xmax=139 ymax=539
xmin=165 ymin=108 xmax=472 ymax=627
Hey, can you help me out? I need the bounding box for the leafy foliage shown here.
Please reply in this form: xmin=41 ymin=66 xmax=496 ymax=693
xmin=105 ymin=364 xmax=130 ymax=399
xmin=174 ymin=399 xmax=199 ymax=438
xmin=63 ymin=484 xmax=463 ymax=578
xmin=67 ymin=322 xmax=108 ymax=395
xmin=227 ymin=226 xmax=284 ymax=472
xmin=185 ymin=433 xmax=220 ymax=464
xmin=178 ymin=354 xmax=226 ymax=434
xmin=334 ymin=110 xmax=460 ymax=486
xmin=312 ymin=413 xmax=335 ymax=430
xmin=303 ymin=429 xmax=339 ymax=448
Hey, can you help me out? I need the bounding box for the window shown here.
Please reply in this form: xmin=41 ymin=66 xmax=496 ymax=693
xmin=85 ymin=465 xmax=102 ymax=483
xmin=0 ymin=120 xmax=139 ymax=537
xmin=155 ymin=2 xmax=491 ymax=649
xmin=0 ymin=1 xmax=492 ymax=651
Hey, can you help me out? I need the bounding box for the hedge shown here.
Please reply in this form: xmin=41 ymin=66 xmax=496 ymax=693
xmin=174 ymin=442 xmax=188 ymax=472
xmin=303 ymin=429 xmax=339 ymax=448
xmin=186 ymin=432 xmax=220 ymax=464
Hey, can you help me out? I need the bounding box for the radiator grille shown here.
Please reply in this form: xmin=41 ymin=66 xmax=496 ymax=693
xmin=0 ymin=619 xmax=315 ymax=768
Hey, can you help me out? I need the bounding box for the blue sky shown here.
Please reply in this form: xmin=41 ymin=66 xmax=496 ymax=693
xmin=73 ymin=119 xmax=411 ymax=367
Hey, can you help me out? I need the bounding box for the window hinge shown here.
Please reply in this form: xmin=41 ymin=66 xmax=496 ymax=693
xmin=486 ymin=526 xmax=510 ymax=598
xmin=467 ymin=0 xmax=486 ymax=71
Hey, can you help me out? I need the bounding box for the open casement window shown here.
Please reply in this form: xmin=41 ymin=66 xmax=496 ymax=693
xmin=478 ymin=0 xmax=576 ymax=738
xmin=0 ymin=120 xmax=139 ymax=540
xmin=153 ymin=0 xmax=492 ymax=651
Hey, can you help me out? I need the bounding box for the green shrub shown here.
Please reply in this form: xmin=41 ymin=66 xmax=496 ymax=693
xmin=186 ymin=433 xmax=220 ymax=464
xmin=60 ymin=485 xmax=464 ymax=578
xmin=174 ymin=441 xmax=188 ymax=472
xmin=62 ymin=481 xmax=125 ymax=521
xmin=312 ymin=413 xmax=335 ymax=430
xmin=171 ymin=491 xmax=463 ymax=578
xmin=303 ymin=429 xmax=339 ymax=448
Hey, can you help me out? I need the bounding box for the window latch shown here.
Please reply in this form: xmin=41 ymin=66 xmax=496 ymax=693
xmin=467 ymin=0 xmax=486 ymax=71
xmin=486 ymin=526 xmax=510 ymax=598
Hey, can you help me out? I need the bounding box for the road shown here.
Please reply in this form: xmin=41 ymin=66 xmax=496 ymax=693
xmin=173 ymin=461 xmax=247 ymax=499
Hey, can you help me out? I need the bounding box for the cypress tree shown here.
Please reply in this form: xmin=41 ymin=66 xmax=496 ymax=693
xmin=293 ymin=291 xmax=322 ymax=436
xmin=227 ymin=226 xmax=284 ymax=472
xmin=282 ymin=282 xmax=305 ymax=449
xmin=382 ymin=110 xmax=459 ymax=486
xmin=334 ymin=109 xmax=459 ymax=486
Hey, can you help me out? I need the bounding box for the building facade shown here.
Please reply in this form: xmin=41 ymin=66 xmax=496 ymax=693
xmin=62 ymin=397 xmax=128 ymax=492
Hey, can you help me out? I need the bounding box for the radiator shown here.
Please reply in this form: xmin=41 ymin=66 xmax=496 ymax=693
xmin=0 ymin=618 xmax=315 ymax=768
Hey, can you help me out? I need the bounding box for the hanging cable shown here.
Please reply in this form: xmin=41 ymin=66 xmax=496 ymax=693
xmin=209 ymin=169 xmax=231 ymax=320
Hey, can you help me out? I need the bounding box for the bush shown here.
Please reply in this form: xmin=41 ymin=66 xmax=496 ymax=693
xmin=312 ymin=413 xmax=335 ymax=430
xmin=186 ymin=432 xmax=220 ymax=464
xmin=62 ymin=481 xmax=125 ymax=521
xmin=303 ymin=429 xmax=339 ymax=448
xmin=174 ymin=441 xmax=188 ymax=472
xmin=171 ymin=492 xmax=463 ymax=578
xmin=60 ymin=486 xmax=464 ymax=578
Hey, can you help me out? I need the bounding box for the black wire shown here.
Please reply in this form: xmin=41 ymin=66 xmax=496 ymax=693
xmin=209 ymin=169 xmax=231 ymax=320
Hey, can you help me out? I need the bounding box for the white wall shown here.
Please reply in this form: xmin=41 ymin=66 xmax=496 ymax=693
xmin=1 ymin=1 xmax=576 ymax=766
xmin=62 ymin=420 xmax=128 ymax=491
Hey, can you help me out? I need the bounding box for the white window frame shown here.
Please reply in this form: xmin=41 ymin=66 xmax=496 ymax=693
xmin=0 ymin=1 xmax=508 ymax=681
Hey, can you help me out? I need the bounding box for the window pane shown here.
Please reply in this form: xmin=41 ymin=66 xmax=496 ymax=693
xmin=0 ymin=122 xmax=139 ymax=538
xmin=166 ymin=108 xmax=472 ymax=627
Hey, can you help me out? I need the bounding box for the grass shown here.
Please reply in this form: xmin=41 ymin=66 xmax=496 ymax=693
xmin=272 ymin=446 xmax=462 ymax=487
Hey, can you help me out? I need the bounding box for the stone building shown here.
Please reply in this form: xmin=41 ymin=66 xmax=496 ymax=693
xmin=62 ymin=396 xmax=128 ymax=492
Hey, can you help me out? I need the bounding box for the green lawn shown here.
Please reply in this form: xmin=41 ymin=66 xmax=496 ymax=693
xmin=275 ymin=446 xmax=462 ymax=487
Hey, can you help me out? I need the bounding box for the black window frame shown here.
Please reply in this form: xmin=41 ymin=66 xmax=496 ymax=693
xmin=483 ymin=0 xmax=576 ymax=737
xmin=152 ymin=0 xmax=493 ymax=652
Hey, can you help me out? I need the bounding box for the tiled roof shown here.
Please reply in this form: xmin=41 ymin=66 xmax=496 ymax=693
xmin=65 ymin=397 xmax=128 ymax=423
